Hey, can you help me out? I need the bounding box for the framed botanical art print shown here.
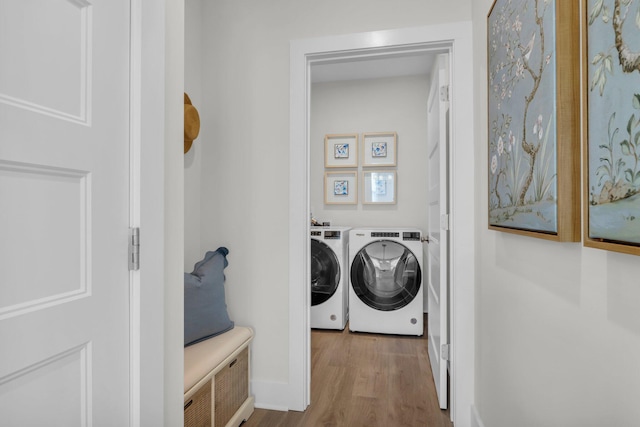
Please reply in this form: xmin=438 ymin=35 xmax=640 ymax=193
xmin=487 ymin=0 xmax=580 ymax=241
xmin=583 ymin=0 xmax=640 ymax=255
xmin=324 ymin=134 xmax=358 ymax=168
xmin=362 ymin=170 xmax=396 ymax=204
xmin=362 ymin=132 xmax=397 ymax=167
xmin=324 ymin=171 xmax=357 ymax=205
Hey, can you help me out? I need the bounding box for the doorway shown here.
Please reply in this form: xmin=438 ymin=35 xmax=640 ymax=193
xmin=309 ymin=50 xmax=444 ymax=310
xmin=289 ymin=23 xmax=476 ymax=426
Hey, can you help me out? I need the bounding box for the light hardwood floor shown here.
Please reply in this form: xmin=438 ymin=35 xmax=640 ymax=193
xmin=243 ymin=316 xmax=453 ymax=427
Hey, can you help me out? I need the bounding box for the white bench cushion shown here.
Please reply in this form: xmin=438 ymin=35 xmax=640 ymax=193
xmin=184 ymin=326 xmax=254 ymax=393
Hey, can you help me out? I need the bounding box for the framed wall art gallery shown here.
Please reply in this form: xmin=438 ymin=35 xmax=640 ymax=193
xmin=362 ymin=170 xmax=396 ymax=204
xmin=324 ymin=171 xmax=357 ymax=205
xmin=362 ymin=132 xmax=397 ymax=167
xmin=324 ymin=134 xmax=358 ymax=168
xmin=487 ymin=0 xmax=580 ymax=242
xmin=583 ymin=0 xmax=640 ymax=255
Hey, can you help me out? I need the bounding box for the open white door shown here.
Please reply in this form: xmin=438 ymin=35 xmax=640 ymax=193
xmin=426 ymin=53 xmax=450 ymax=410
xmin=0 ymin=1 xmax=133 ymax=424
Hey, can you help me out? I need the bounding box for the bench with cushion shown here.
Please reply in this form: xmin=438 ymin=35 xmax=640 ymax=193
xmin=184 ymin=248 xmax=254 ymax=426
xmin=184 ymin=326 xmax=254 ymax=427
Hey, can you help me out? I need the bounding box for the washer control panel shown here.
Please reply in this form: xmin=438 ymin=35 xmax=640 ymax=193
xmin=324 ymin=231 xmax=341 ymax=239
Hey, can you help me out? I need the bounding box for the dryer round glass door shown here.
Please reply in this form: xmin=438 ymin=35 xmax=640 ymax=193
xmin=310 ymin=239 xmax=341 ymax=306
xmin=350 ymin=240 xmax=422 ymax=311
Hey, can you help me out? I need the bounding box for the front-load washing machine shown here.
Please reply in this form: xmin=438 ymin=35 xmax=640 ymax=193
xmin=310 ymin=226 xmax=351 ymax=329
xmin=348 ymin=228 xmax=423 ymax=336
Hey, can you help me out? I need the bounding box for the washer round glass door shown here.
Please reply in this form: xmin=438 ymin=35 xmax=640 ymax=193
xmin=310 ymin=239 xmax=340 ymax=306
xmin=350 ymin=240 xmax=421 ymax=311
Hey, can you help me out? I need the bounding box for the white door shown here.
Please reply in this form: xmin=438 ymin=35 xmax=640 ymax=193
xmin=0 ymin=1 xmax=132 ymax=425
xmin=426 ymin=53 xmax=450 ymax=410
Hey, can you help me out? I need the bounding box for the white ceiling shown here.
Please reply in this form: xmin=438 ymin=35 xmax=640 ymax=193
xmin=310 ymin=52 xmax=436 ymax=83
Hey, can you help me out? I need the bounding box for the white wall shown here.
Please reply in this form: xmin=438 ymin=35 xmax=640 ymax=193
xmin=189 ymin=0 xmax=472 ymax=408
xmin=310 ymin=76 xmax=429 ymax=231
xmin=184 ymin=0 xmax=203 ymax=269
xmin=164 ymin=0 xmax=184 ymax=425
xmin=472 ymin=2 xmax=640 ymax=426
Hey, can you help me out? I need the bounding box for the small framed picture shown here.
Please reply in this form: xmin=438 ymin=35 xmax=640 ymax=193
xmin=371 ymin=142 xmax=388 ymax=157
xmin=363 ymin=132 xmax=397 ymax=167
xmin=334 ymin=180 xmax=349 ymax=195
xmin=324 ymin=134 xmax=358 ymax=168
xmin=325 ymin=171 xmax=357 ymax=204
xmin=362 ymin=170 xmax=396 ymax=204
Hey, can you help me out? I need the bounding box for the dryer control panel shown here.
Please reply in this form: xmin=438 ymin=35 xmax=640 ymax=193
xmin=402 ymin=231 xmax=421 ymax=241
xmin=370 ymin=231 xmax=421 ymax=241
xmin=371 ymin=231 xmax=399 ymax=238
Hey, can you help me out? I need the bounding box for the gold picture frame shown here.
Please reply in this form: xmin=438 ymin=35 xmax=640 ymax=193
xmin=487 ymin=0 xmax=580 ymax=242
xmin=324 ymin=134 xmax=358 ymax=168
xmin=362 ymin=132 xmax=397 ymax=167
xmin=362 ymin=170 xmax=396 ymax=204
xmin=582 ymin=0 xmax=640 ymax=255
xmin=324 ymin=171 xmax=357 ymax=205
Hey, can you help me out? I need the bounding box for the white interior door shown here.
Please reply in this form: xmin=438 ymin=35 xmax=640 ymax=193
xmin=426 ymin=53 xmax=450 ymax=410
xmin=0 ymin=1 xmax=132 ymax=424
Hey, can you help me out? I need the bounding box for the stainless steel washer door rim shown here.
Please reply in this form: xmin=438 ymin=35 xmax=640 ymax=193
xmin=350 ymin=240 xmax=421 ymax=311
xmin=310 ymin=238 xmax=341 ymax=306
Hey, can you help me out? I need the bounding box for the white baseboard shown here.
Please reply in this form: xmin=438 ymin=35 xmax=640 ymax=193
xmin=471 ymin=404 xmax=486 ymax=427
xmin=251 ymin=380 xmax=290 ymax=412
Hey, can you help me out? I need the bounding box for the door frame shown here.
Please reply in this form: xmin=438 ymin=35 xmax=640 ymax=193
xmin=289 ymin=22 xmax=476 ymax=426
xmin=136 ymin=0 xmax=178 ymax=425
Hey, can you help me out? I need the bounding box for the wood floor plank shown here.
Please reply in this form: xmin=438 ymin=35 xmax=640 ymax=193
xmin=387 ymin=353 xmax=431 ymax=426
xmin=352 ymin=360 xmax=388 ymax=399
xmin=344 ymin=396 xmax=388 ymax=427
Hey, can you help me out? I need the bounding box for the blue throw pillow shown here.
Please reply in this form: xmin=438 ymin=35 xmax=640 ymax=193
xmin=184 ymin=247 xmax=234 ymax=346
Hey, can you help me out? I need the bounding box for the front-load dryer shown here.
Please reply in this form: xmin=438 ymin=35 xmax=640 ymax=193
xmin=348 ymin=228 xmax=423 ymax=336
xmin=310 ymin=226 xmax=351 ymax=330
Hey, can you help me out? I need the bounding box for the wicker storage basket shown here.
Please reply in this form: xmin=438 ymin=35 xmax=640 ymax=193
xmin=214 ymin=347 xmax=249 ymax=427
xmin=184 ymin=379 xmax=212 ymax=427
